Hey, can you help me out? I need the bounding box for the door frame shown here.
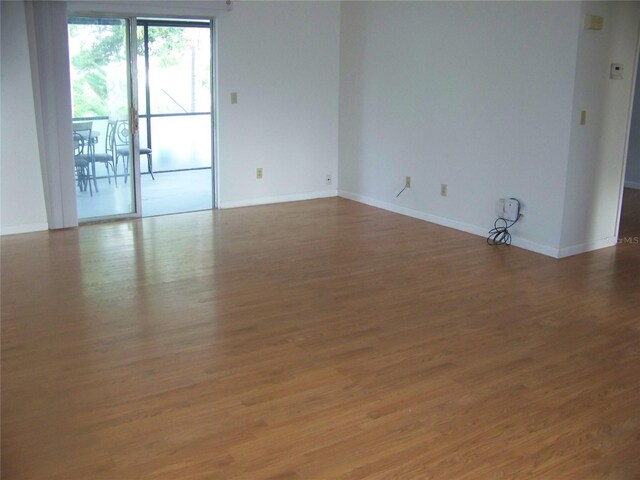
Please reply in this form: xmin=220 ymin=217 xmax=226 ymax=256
xmin=615 ymin=21 xmax=640 ymax=239
xmin=130 ymin=15 xmax=142 ymax=221
xmin=210 ymin=18 xmax=219 ymax=210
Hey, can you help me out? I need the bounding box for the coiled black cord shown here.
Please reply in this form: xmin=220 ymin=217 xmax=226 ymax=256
xmin=487 ymin=215 xmax=521 ymax=246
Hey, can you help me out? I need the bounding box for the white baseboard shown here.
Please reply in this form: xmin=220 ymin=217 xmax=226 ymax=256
xmin=507 ymin=235 xmax=559 ymax=258
xmin=624 ymin=180 xmax=640 ymax=190
xmin=1 ymin=222 xmax=49 ymax=236
xmin=557 ymin=236 xmax=618 ymax=258
xmin=219 ymin=190 xmax=337 ymax=209
xmin=338 ymin=190 xmax=560 ymax=258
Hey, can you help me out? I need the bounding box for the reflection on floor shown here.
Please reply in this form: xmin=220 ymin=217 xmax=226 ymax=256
xmin=76 ymin=169 xmax=212 ymax=219
xmin=619 ymin=187 xmax=640 ymax=238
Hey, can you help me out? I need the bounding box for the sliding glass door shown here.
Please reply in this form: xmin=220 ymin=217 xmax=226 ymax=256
xmin=136 ymin=19 xmax=213 ymax=217
xmin=68 ymin=17 xmax=137 ymax=220
xmin=68 ymin=16 xmax=214 ymax=221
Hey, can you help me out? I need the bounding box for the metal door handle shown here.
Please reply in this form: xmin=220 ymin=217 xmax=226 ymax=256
xmin=130 ymin=107 xmax=138 ymax=135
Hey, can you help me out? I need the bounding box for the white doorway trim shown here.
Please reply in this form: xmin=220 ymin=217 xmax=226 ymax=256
xmin=615 ymin=21 xmax=640 ymax=239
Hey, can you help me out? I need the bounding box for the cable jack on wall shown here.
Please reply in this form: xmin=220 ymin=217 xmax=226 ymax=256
xmin=397 ymin=176 xmax=411 ymax=197
xmin=487 ymin=198 xmax=522 ymax=246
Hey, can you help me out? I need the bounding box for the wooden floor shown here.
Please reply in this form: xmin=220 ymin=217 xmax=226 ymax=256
xmin=2 ymin=197 xmax=639 ymax=479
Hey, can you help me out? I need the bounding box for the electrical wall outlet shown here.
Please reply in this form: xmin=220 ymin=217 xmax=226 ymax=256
xmin=498 ymin=197 xmax=521 ymax=221
xmin=441 ymin=184 xmax=448 ymax=197
xmin=610 ymin=63 xmax=624 ymax=80
xmin=405 ymin=176 xmax=411 ymax=188
xmin=585 ymin=14 xmax=604 ymax=30
xmin=256 ymin=167 xmax=263 ymax=179
xmin=504 ymin=198 xmax=520 ymax=221
xmin=326 ymin=174 xmax=332 ymax=185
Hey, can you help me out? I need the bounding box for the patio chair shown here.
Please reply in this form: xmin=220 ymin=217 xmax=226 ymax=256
xmin=92 ymin=119 xmax=117 ymax=186
xmin=114 ymin=120 xmax=154 ymax=183
xmin=72 ymin=122 xmax=93 ymax=196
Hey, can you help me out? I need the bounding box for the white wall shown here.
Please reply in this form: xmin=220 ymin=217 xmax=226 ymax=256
xmin=625 ymin=53 xmax=640 ymax=189
xmin=559 ymin=2 xmax=640 ymax=255
xmin=338 ymin=1 xmax=582 ymax=256
xmin=1 ymin=1 xmax=49 ymax=235
xmin=217 ymin=1 xmax=340 ymax=207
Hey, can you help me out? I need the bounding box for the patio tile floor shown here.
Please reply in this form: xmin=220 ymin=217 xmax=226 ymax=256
xmin=77 ymin=169 xmax=212 ymax=219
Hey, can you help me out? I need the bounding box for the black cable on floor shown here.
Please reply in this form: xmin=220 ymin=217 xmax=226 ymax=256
xmin=487 ymin=215 xmax=521 ymax=246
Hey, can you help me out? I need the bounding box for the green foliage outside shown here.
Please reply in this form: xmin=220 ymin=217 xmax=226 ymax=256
xmin=69 ymin=22 xmax=188 ymax=118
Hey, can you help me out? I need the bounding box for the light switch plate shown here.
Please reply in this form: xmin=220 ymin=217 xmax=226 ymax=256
xmin=231 ymin=92 xmax=238 ymax=104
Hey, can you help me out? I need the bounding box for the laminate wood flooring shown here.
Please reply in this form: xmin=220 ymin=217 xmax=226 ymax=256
xmin=2 ymin=198 xmax=639 ymax=479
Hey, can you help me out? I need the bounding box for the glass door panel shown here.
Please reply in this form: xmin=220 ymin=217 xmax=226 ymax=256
xmin=68 ymin=17 xmax=136 ymax=220
xmin=136 ymin=20 xmax=213 ymax=217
